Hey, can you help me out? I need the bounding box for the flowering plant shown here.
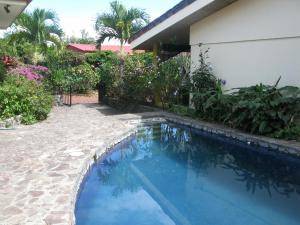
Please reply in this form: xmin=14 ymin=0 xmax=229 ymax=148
xmin=9 ymin=65 xmax=48 ymax=81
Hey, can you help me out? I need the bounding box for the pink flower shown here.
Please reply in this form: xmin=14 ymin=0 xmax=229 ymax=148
xmin=9 ymin=65 xmax=48 ymax=81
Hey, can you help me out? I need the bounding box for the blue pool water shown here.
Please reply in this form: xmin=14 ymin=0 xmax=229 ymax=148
xmin=76 ymin=123 xmax=300 ymax=225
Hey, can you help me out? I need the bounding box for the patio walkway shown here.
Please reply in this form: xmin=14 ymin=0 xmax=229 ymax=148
xmin=0 ymin=104 xmax=154 ymax=225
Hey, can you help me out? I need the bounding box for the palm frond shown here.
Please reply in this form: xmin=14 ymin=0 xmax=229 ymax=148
xmin=94 ymin=2 xmax=150 ymax=45
xmin=9 ymin=8 xmax=62 ymax=47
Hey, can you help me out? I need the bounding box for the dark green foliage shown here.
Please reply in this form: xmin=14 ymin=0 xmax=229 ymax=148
xmin=0 ymin=76 xmax=53 ymax=124
xmin=95 ymin=1 xmax=149 ymax=46
xmin=66 ymin=63 xmax=100 ymax=93
xmin=191 ymin=46 xmax=220 ymax=114
xmin=271 ymin=126 xmax=300 ymax=141
xmin=195 ymin=81 xmax=233 ymax=122
xmin=191 ymin=47 xmax=300 ymax=139
xmin=229 ymin=81 xmax=300 ymax=134
xmin=43 ymin=50 xmax=86 ymax=92
xmin=86 ymin=51 xmax=120 ymax=97
xmin=45 ymin=50 xmax=85 ymax=70
xmin=44 ymin=68 xmax=67 ymax=92
xmin=154 ymin=54 xmax=191 ymax=108
xmin=0 ymin=61 xmax=6 ymax=82
xmin=192 ymin=47 xmax=217 ymax=93
xmin=86 ymin=51 xmax=118 ymax=68
xmin=119 ymin=53 xmax=155 ymax=102
xmin=169 ymin=105 xmax=196 ymax=117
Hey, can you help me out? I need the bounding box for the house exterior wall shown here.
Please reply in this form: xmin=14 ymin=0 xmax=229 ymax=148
xmin=190 ymin=0 xmax=300 ymax=89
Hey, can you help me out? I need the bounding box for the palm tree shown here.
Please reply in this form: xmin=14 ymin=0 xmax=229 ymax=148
xmin=95 ymin=1 xmax=149 ymax=51
xmin=9 ymin=8 xmax=63 ymax=48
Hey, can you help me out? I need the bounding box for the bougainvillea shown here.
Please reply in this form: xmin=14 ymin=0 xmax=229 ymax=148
xmin=9 ymin=65 xmax=48 ymax=81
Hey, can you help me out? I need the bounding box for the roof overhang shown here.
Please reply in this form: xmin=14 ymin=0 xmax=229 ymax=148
xmin=130 ymin=0 xmax=236 ymax=50
xmin=0 ymin=0 xmax=31 ymax=29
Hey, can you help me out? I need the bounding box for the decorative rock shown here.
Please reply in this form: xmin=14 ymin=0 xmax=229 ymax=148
xmin=0 ymin=115 xmax=22 ymax=129
xmin=0 ymin=121 xmax=6 ymax=128
xmin=5 ymin=118 xmax=14 ymax=128
xmin=54 ymin=94 xmax=64 ymax=106
xmin=15 ymin=115 xmax=22 ymax=125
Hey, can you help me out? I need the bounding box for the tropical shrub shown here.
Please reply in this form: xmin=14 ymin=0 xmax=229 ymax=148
xmin=44 ymin=68 xmax=67 ymax=92
xmin=0 ymin=76 xmax=53 ymax=124
xmin=191 ymin=46 xmax=300 ymax=138
xmin=119 ymin=53 xmax=155 ymax=102
xmin=169 ymin=104 xmax=196 ymax=117
xmin=43 ymin=49 xmax=86 ymax=92
xmin=89 ymin=52 xmax=156 ymax=104
xmin=194 ymin=81 xmax=232 ymax=122
xmin=191 ymin=46 xmax=226 ymax=117
xmin=86 ymin=51 xmax=119 ymax=97
xmin=154 ymin=53 xmax=191 ymax=108
xmin=0 ymin=61 xmax=6 ymax=82
xmin=45 ymin=50 xmax=85 ymax=70
xmin=229 ymin=81 xmax=300 ymax=134
xmin=271 ymin=126 xmax=300 ymax=141
xmin=9 ymin=65 xmax=48 ymax=81
xmin=66 ymin=63 xmax=100 ymax=93
xmin=86 ymin=51 xmax=118 ymax=68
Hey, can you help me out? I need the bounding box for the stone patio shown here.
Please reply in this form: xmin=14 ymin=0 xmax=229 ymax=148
xmin=0 ymin=104 xmax=299 ymax=225
xmin=0 ymin=104 xmax=147 ymax=225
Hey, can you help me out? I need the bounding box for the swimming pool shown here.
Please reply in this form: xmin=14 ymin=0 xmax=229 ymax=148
xmin=75 ymin=122 xmax=300 ymax=225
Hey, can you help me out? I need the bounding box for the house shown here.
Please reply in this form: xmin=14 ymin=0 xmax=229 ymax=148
xmin=0 ymin=0 xmax=31 ymax=29
xmin=66 ymin=44 xmax=139 ymax=54
xmin=130 ymin=0 xmax=300 ymax=89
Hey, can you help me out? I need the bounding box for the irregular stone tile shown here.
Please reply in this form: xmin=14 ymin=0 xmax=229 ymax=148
xmin=3 ymin=206 xmax=23 ymax=215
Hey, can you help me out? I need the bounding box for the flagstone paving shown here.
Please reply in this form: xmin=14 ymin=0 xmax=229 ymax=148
xmin=0 ymin=104 xmax=147 ymax=225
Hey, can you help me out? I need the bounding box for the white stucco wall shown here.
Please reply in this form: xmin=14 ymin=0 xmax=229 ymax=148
xmin=190 ymin=0 xmax=300 ymax=89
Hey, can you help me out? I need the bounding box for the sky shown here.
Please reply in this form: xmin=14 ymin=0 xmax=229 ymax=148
xmin=3 ymin=0 xmax=182 ymax=41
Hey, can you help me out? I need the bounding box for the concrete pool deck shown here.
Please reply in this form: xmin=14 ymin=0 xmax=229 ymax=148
xmin=1 ymin=104 xmax=299 ymax=225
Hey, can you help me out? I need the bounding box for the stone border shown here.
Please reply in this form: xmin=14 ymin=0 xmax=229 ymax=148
xmin=0 ymin=115 xmax=22 ymax=129
xmin=70 ymin=113 xmax=300 ymax=225
xmin=161 ymin=112 xmax=300 ymax=157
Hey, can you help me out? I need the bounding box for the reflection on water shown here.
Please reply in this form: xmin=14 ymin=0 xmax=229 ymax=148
xmin=76 ymin=123 xmax=300 ymax=225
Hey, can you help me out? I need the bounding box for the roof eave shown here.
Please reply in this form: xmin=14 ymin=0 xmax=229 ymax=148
xmin=0 ymin=0 xmax=32 ymax=29
xmin=130 ymin=0 xmax=237 ymax=50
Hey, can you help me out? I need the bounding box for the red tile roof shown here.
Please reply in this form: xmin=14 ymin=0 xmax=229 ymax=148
xmin=67 ymin=44 xmax=97 ymax=53
xmin=66 ymin=44 xmax=141 ymax=54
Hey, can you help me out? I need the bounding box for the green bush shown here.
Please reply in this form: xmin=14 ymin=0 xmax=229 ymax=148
xmin=66 ymin=63 xmax=100 ymax=93
xmin=191 ymin=46 xmax=223 ymax=116
xmin=229 ymin=82 xmax=300 ymax=134
xmin=0 ymin=76 xmax=53 ymax=124
xmin=193 ymin=81 xmax=233 ymax=122
xmin=169 ymin=104 xmax=196 ymax=117
xmin=0 ymin=61 xmax=6 ymax=82
xmin=154 ymin=53 xmax=191 ymax=108
xmin=271 ymin=126 xmax=300 ymax=141
xmin=45 ymin=49 xmax=85 ymax=70
xmin=90 ymin=52 xmax=156 ymax=103
xmin=44 ymin=68 xmax=67 ymax=92
xmin=86 ymin=51 xmax=120 ymax=97
xmin=42 ymin=49 xmax=86 ymax=93
xmin=119 ymin=53 xmax=155 ymax=102
xmin=191 ymin=46 xmax=300 ymax=138
xmin=86 ymin=51 xmax=118 ymax=68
